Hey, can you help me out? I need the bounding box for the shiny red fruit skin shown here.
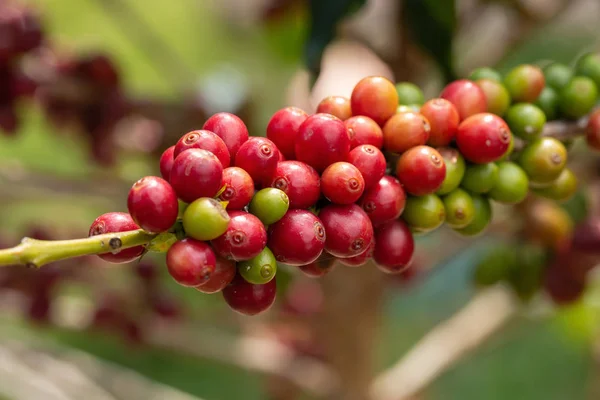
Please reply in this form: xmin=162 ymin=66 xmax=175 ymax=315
xmin=544 ymin=265 xmax=585 ymax=305
xmin=359 ymin=175 xmax=406 ymax=225
xmin=347 ymin=145 xmax=387 ymax=189
xmin=440 ymin=80 xmax=487 ymax=120
xmin=456 ymin=113 xmax=511 ymax=164
xmin=295 ymin=113 xmax=351 ymax=173
xmin=269 ymin=161 xmax=321 ymax=209
xmin=320 ymin=162 xmax=365 ymax=205
xmin=166 ymin=238 xmax=217 ymax=287
xmin=382 ymin=112 xmax=431 ymax=154
xmin=218 ymin=167 xmax=254 ymax=210
xmin=585 ymin=108 xmax=600 ymax=151
xmin=420 ymin=98 xmax=460 ymax=146
xmin=173 ymin=129 xmax=231 ymax=167
xmin=374 ymin=220 xmax=415 ymax=273
xmin=316 ymin=96 xmax=352 ymax=120
xmin=159 ymin=146 xmax=175 ymax=180
xmin=395 ymin=146 xmax=446 ymax=196
xmin=234 ymin=137 xmax=280 ymax=188
xmin=344 ymin=116 xmax=384 ymax=149
xmin=127 ymin=176 xmax=178 ymax=233
xmin=202 ymin=112 xmax=249 ymax=159
xmin=268 ymin=210 xmax=326 ymax=265
xmin=266 ymin=106 xmax=308 ymax=159
xmin=339 ymin=239 xmax=375 ymax=267
xmin=211 ymin=211 xmax=267 ymax=261
xmin=222 ymin=273 xmax=276 ymax=316
xmin=196 ymin=257 xmax=236 ymax=293
xmin=89 ymin=212 xmax=144 ymax=263
xmin=350 ymin=76 xmax=398 ymax=125
xmin=298 ymin=255 xmax=337 ymax=277
xmin=319 ymin=204 xmax=374 ymax=258
xmin=170 ymin=149 xmax=224 ymax=203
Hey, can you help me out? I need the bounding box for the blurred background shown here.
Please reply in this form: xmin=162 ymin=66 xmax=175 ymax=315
xmin=1 ymin=0 xmax=600 ymax=399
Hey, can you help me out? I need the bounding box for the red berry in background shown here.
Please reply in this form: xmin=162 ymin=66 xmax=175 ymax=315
xmin=170 ymin=149 xmax=223 ymax=203
xmin=319 ymin=204 xmax=374 ymax=258
xmin=456 ymin=113 xmax=512 ymax=164
xmin=266 ymin=106 xmax=308 ymax=159
xmin=89 ymin=212 xmax=144 ymax=264
xmin=82 ymin=54 xmax=120 ymax=88
xmin=234 ymin=137 xmax=280 ymax=187
xmin=218 ymin=167 xmax=254 ymax=210
xmin=166 ymin=238 xmax=217 ymax=287
xmin=268 ymin=210 xmax=326 ymax=265
xmin=440 ymin=79 xmax=487 ymax=120
xmin=316 ymin=96 xmax=352 ymax=120
xmin=344 ymin=115 xmax=384 ymax=149
xmin=298 ymin=255 xmax=336 ymax=278
xmin=395 ymin=146 xmax=446 ymax=196
xmin=420 ymin=98 xmax=460 ymax=146
xmin=586 ymin=108 xmax=600 ymax=150
xmin=374 ymin=220 xmax=414 ymax=273
xmin=159 ymin=146 xmax=175 ymax=180
xmin=203 ymin=112 xmax=249 ymax=159
xmin=222 ymin=273 xmax=276 ymax=316
xmin=269 ymin=161 xmax=321 ymax=209
xmin=174 ymin=129 xmax=231 ymax=168
xmin=27 ymin=291 xmax=52 ymax=324
xmin=134 ymin=261 xmax=157 ymax=283
xmin=350 ymin=76 xmax=399 ymax=125
xmin=320 ymin=162 xmax=365 ymax=205
xmin=347 ymin=145 xmax=387 ymax=190
xmin=295 ymin=113 xmax=350 ymax=172
xmin=339 ymin=239 xmax=375 ymax=267
xmin=127 ymin=176 xmax=178 ymax=233
xmin=211 ymin=211 xmax=267 ymax=261
xmin=149 ymin=292 xmax=182 ymax=319
xmin=382 ymin=112 xmax=431 ymax=153
xmin=196 ymin=257 xmax=237 ymax=294
xmin=544 ymin=264 xmax=586 ymax=306
xmin=359 ymin=175 xmax=406 ymax=226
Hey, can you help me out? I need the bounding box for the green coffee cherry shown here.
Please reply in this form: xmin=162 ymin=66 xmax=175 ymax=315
xmin=249 ymin=188 xmax=290 ymax=226
xmin=508 ymin=244 xmax=547 ymax=302
xmin=534 ymin=87 xmax=560 ymax=120
xmin=454 ymin=194 xmax=492 ymax=237
xmin=559 ymin=76 xmax=598 ymax=119
xmin=532 ymin=168 xmax=577 ymax=203
xmin=238 ymin=247 xmax=277 ymax=284
xmin=473 ymin=245 xmax=516 ymax=287
xmin=503 ymin=64 xmax=545 ymax=103
xmin=575 ymin=52 xmax=600 ymax=89
xmin=182 ymin=198 xmax=230 ymax=241
xmin=543 ymin=62 xmax=573 ymax=91
xmin=505 ymin=103 xmax=546 ymax=140
xmin=461 ymin=163 xmax=499 ymax=193
xmin=560 ymin=187 xmax=589 ymax=225
xmin=402 ymin=194 xmax=446 ymax=233
xmin=443 ymin=188 xmax=475 ymax=229
xmin=518 ymin=137 xmax=567 ymax=186
xmin=469 ymin=67 xmax=502 ymax=82
xmin=395 ymin=82 xmax=425 ymax=105
xmin=475 ymin=79 xmax=511 ymax=117
xmin=436 ymin=147 xmax=466 ymax=195
xmin=488 ymin=162 xmax=529 ymax=204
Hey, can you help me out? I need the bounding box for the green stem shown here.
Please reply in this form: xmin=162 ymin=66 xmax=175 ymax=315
xmin=0 ymin=229 xmax=157 ymax=268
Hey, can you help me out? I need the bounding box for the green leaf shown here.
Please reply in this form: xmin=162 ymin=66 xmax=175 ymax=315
xmin=146 ymin=232 xmax=178 ymax=253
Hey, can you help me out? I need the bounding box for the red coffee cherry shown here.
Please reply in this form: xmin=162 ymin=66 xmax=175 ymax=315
xmin=339 ymin=238 xmax=375 ymax=267
xmin=196 ymin=257 xmax=236 ymax=294
xmin=222 ymin=273 xmax=276 ymax=316
xmin=170 ymin=149 xmax=224 ymax=203
xmin=395 ymin=146 xmax=446 ymax=196
xmin=211 ymin=211 xmax=267 ymax=261
xmin=420 ymin=98 xmax=460 ymax=146
xmin=269 ymin=160 xmax=321 ymax=209
xmin=456 ymin=113 xmax=512 ymax=164
xmin=295 ymin=113 xmax=350 ymax=173
xmin=234 ymin=137 xmax=280 ymax=188
xmin=268 ymin=210 xmax=326 ymax=265
xmin=266 ymin=106 xmax=308 ymax=159
xmin=218 ymin=167 xmax=254 ymax=210
xmin=440 ymin=79 xmax=487 ymax=120
xmin=127 ymin=176 xmax=178 ymax=233
xmin=166 ymin=238 xmax=217 ymax=287
xmin=373 ymin=219 xmax=415 ymax=273
xmin=89 ymin=212 xmax=144 ymax=264
xmin=321 ymin=162 xmax=365 ymax=205
xmin=344 ymin=115 xmax=384 ymax=149
xmin=359 ymin=175 xmax=406 ymax=226
xmin=319 ymin=204 xmax=374 ymax=258
xmin=586 ymin=108 xmax=600 ymax=150
xmin=317 ymin=96 xmax=352 ymax=120
xmin=159 ymin=146 xmax=175 ymax=181
xmin=350 ymin=76 xmax=399 ymax=125
xmin=298 ymin=254 xmax=337 ymax=277
xmin=174 ymin=129 xmax=231 ymax=168
xmin=382 ymin=111 xmax=431 ymax=153
xmin=202 ymin=112 xmax=249 ymax=159
xmin=347 ymin=144 xmax=387 ymax=189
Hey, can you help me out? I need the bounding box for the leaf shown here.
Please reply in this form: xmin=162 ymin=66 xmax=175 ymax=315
xmin=146 ymin=232 xmax=178 ymax=253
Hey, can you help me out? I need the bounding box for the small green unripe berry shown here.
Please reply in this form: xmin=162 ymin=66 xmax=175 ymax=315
xmin=436 ymin=147 xmax=466 ymax=195
xmin=488 ymin=162 xmax=529 ymax=204
xmin=461 ymin=162 xmax=499 ymax=193
xmin=238 ymin=247 xmax=277 ymax=284
xmin=395 ymin=82 xmax=425 ymax=105
xmin=559 ymin=76 xmax=598 ymax=119
xmin=534 ymin=87 xmax=560 ymax=120
xmin=249 ymin=188 xmax=290 ymax=225
xmin=475 ymin=79 xmax=511 ymax=116
xmin=518 ymin=137 xmax=567 ymax=186
xmin=453 ymin=194 xmax=492 ymax=237
xmin=469 ymin=67 xmax=502 ymax=82
xmin=473 ymin=245 xmax=516 ymax=286
xmin=443 ymin=188 xmax=475 ymax=229
xmin=505 ymin=103 xmax=546 ymax=140
xmin=402 ymin=194 xmax=446 ymax=233
xmin=575 ymin=52 xmax=600 ymax=89
xmin=532 ymin=168 xmax=577 ymax=203
xmin=543 ymin=63 xmax=573 ymax=91
xmin=183 ymin=198 xmax=230 ymax=241
xmin=503 ymin=64 xmax=545 ymax=103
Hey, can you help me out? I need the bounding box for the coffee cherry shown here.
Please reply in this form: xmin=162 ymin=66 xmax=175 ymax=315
xmin=544 ymin=63 xmax=573 ymax=91
xmin=488 ymin=162 xmax=529 ymax=204
xmin=196 ymin=257 xmax=236 ymax=294
xmin=339 ymin=239 xmax=375 ymax=267
xmin=440 ymin=79 xmax=487 ymax=120
xmin=203 ymin=112 xmax=249 ymax=159
xmin=402 ymin=194 xmax=446 ymax=233
xmin=461 ymin=162 xmax=499 ymax=193
xmin=298 ymin=254 xmax=336 ymax=277
xmin=505 ymin=103 xmax=546 ymax=140
xmin=532 ymin=168 xmax=577 ymax=203
xmin=347 ymin=145 xmax=386 ymax=189
xmin=420 ymin=98 xmax=460 ymax=146
xmin=382 ymin=111 xmax=431 ymax=153
xmin=473 ymin=245 xmax=515 ymax=287
xmin=456 ymin=113 xmax=512 ymax=164
xmin=518 ymin=137 xmax=567 ymax=186
xmin=443 ymin=188 xmax=475 ymax=229
xmin=127 ymin=176 xmax=178 ymax=233
xmin=575 ymin=52 xmax=600 ymax=88
xmin=249 ymin=188 xmax=290 ymax=225
xmin=166 ymin=238 xmax=216 ymax=287
xmin=89 ymin=212 xmax=144 ymax=263
xmin=359 ymin=175 xmax=406 ymax=226
xmin=159 ymin=146 xmax=175 ymax=180
xmin=218 ymin=167 xmax=254 ymax=210
xmin=586 ymin=108 xmax=600 ymax=150
xmin=295 ymin=113 xmax=350 ymax=172
xmin=321 ymin=162 xmax=365 ymax=204
xmin=319 ymin=204 xmax=374 ymax=258
xmin=468 ymin=67 xmax=502 ymax=82
xmin=395 ymin=145 xmax=446 ymax=196
xmin=317 ymin=96 xmax=352 ymax=120
xmin=351 ymin=76 xmax=398 ymax=125
xmin=183 ymin=198 xmax=230 ymax=241
xmin=235 ymin=137 xmax=280 ymax=187
xmin=238 ymin=247 xmax=277 ymax=284
xmin=266 ymin=107 xmax=308 ymax=159
xmin=544 ymin=264 xmax=585 ymax=306
xmin=534 ymin=87 xmax=560 ymax=120
xmin=436 ymin=147 xmax=466 ymax=195
xmin=267 ymin=210 xmax=326 ymax=265
xmin=344 ymin=116 xmax=384 ymax=149
xmin=572 ymin=217 xmax=600 ymax=253
xmin=453 ymin=194 xmax=492 ymax=236
xmin=475 ymin=79 xmax=511 ymax=117
xmin=503 ymin=64 xmax=545 ymax=103
xmin=524 ymin=200 xmax=573 ymax=251
xmin=395 ymin=82 xmax=425 ymax=105
xmin=170 ymin=149 xmax=223 ymax=203
xmin=222 ymin=273 xmax=276 ymax=316
xmin=559 ymin=76 xmax=598 ymax=119
xmin=373 ymin=220 xmax=414 ymax=273
xmin=211 ymin=211 xmax=267 ymax=261
xmin=174 ymin=130 xmax=231 ymax=168
xmin=270 ymin=161 xmax=321 ymax=209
